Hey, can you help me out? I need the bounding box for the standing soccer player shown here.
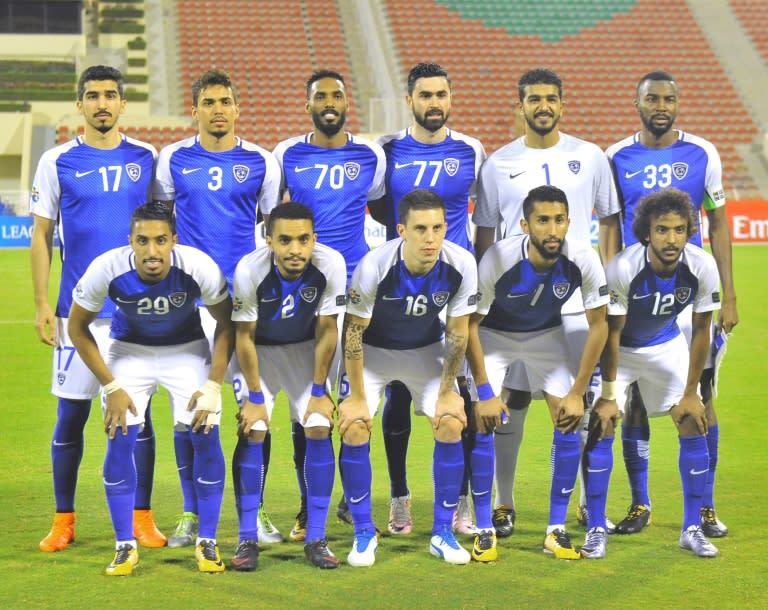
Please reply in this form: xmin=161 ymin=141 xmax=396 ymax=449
xmin=591 ymin=188 xmax=721 ymax=557
xmin=472 ymin=68 xmax=621 ymax=536
xmin=230 ymin=202 xmax=347 ymax=571
xmin=272 ymin=69 xmax=386 ymax=540
xmin=370 ymin=62 xmax=486 ymax=537
xmin=153 ymin=69 xmax=282 ymax=547
xmin=339 ymin=189 xmax=478 ymax=566
xmin=68 ymin=202 xmax=234 ymax=575
xmin=606 ymin=71 xmax=737 ymax=537
xmin=31 ymin=65 xmax=164 ymax=552
xmin=467 ymin=185 xmax=609 ymax=560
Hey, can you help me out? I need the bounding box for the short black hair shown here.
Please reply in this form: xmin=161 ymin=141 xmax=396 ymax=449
xmin=518 ymin=68 xmax=563 ymax=101
xmin=132 ymin=201 xmax=176 ymax=234
xmin=522 ymin=185 xmax=569 ymax=220
xmin=398 ymin=189 xmax=446 ymax=225
xmin=407 ymin=63 xmax=451 ymax=95
xmin=267 ymin=201 xmax=315 ymax=236
xmin=77 ymin=65 xmax=124 ymax=101
xmin=306 ymin=70 xmax=345 ymax=99
xmin=636 ymin=70 xmax=677 ymax=95
xmin=632 ymin=188 xmax=698 ymax=245
xmin=191 ymin=69 xmax=238 ymax=106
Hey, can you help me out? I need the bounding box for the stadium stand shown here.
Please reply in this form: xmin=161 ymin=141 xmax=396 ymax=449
xmin=730 ymin=0 xmax=768 ymax=65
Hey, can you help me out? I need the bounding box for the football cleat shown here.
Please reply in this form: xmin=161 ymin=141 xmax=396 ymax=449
xmin=679 ymin=525 xmax=719 ymax=557
xmin=347 ymin=529 xmax=378 ymax=567
xmin=105 ymin=544 xmax=139 ymax=576
xmin=492 ymin=505 xmax=516 ymax=538
xmin=257 ymin=504 xmax=284 ymax=544
xmin=289 ymin=498 xmax=308 ymax=542
xmin=471 ymin=529 xmax=497 ymax=562
xmin=614 ymin=504 xmax=651 ymax=534
xmin=700 ymin=506 xmax=728 ymax=538
xmin=580 ymin=527 xmax=607 ymax=559
xmin=543 ymin=528 xmax=581 ymax=560
xmin=304 ymin=538 xmax=340 ymax=569
xmin=133 ymin=509 xmax=167 ymax=548
xmin=168 ymin=512 xmax=198 ymax=548
xmin=452 ymin=495 xmax=475 ymax=536
xmin=39 ymin=512 xmax=75 ymax=552
xmin=430 ymin=525 xmax=470 ymax=565
xmin=196 ymin=540 xmax=225 ymax=573
xmin=576 ymin=504 xmax=616 ymax=534
xmin=387 ymin=495 xmax=413 ymax=535
xmin=230 ymin=539 xmax=259 ymax=571
xmin=336 ymin=496 xmax=353 ymax=526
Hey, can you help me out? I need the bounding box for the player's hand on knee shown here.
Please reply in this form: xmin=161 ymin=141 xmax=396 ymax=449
xmin=433 ymin=391 xmax=467 ymax=433
xmin=590 ymin=397 xmax=619 ymax=441
xmin=304 ymin=394 xmax=335 ymax=429
xmin=556 ymin=391 xmax=585 ymax=434
xmin=103 ymin=385 xmax=137 ymax=439
xmin=188 ymin=379 xmax=221 ymax=434
xmin=671 ymin=393 xmax=707 ymax=435
xmin=237 ymin=399 xmax=269 ymax=439
xmin=338 ymin=396 xmax=371 ymax=438
xmin=474 ymin=395 xmax=509 ymax=434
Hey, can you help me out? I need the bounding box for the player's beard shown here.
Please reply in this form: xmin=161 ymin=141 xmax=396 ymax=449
xmin=312 ymin=110 xmax=346 ymax=137
xmin=530 ymin=235 xmax=563 ymax=260
xmin=92 ymin=114 xmax=115 ymax=134
xmin=414 ymin=108 xmax=449 ymax=133
xmin=525 ymin=112 xmax=560 ymax=137
xmin=641 ymin=112 xmax=676 ymax=138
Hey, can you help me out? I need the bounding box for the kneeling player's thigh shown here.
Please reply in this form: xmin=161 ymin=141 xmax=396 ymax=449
xmin=158 ymin=340 xmax=220 ymax=427
xmin=397 ymin=343 xmax=444 ymax=418
xmin=635 ymin=337 xmax=690 ymax=416
xmin=104 ymin=340 xmax=157 ymax=425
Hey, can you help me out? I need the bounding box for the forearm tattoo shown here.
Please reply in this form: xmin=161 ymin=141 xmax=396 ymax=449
xmin=441 ymin=328 xmax=467 ymax=393
xmin=343 ymin=321 xmax=366 ymax=361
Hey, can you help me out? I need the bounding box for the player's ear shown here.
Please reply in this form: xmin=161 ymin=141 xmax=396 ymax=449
xmin=520 ymin=218 xmax=529 ymax=234
xmin=171 ymin=233 xmax=178 ymax=246
xmin=396 ymin=223 xmax=406 ymax=239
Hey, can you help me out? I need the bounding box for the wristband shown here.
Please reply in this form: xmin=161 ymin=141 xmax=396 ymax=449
xmin=248 ymin=390 xmax=265 ymax=404
xmin=601 ymin=380 xmax=617 ymax=401
xmin=103 ymin=379 xmax=122 ymax=395
xmin=476 ymin=383 xmax=494 ymax=401
xmin=311 ymin=383 xmax=325 ymax=398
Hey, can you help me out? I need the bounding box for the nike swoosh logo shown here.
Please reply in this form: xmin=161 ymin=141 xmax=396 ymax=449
xmin=382 ymin=295 xmax=403 ymax=301
xmin=182 ymin=168 xmax=202 ymax=174
xmin=473 ymin=490 xmax=490 ymax=497
xmin=442 ymin=500 xmax=458 ymax=509
xmin=394 ymin=162 xmax=412 ymax=169
xmin=177 ymin=465 xmax=189 ymax=471
xmin=103 ymin=478 xmax=126 ymax=486
xmin=53 ymin=440 xmax=75 ymax=447
xmin=349 ymin=492 xmax=370 ymax=504
xmin=509 ymin=171 xmax=526 ymax=179
xmin=624 ymin=169 xmax=644 ymax=179
xmin=560 ymin=487 xmax=574 ymax=494
xmin=115 ymin=297 xmax=138 ymax=304
xmin=689 ymin=468 xmax=708 ymax=476
xmin=632 ymin=293 xmax=652 ymax=300
xmin=587 ymin=467 xmax=609 ymax=473
xmin=75 ymin=170 xmax=95 ymax=178
xmin=261 ymin=297 xmax=279 ymax=303
xmin=506 ymin=293 xmax=528 ymax=299
xmin=196 ymin=477 xmax=223 ymax=485
xmin=294 ymin=166 xmax=314 ymax=173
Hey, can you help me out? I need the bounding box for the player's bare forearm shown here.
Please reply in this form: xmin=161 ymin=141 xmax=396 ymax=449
xmin=440 ymin=315 xmax=469 ymax=396
xmin=367 ymin=197 xmax=388 ymax=226
xmin=235 ymin=321 xmax=262 ymax=393
xmin=707 ymin=207 xmax=738 ymax=331
xmin=313 ymin=314 xmax=338 ymax=385
xmin=598 ymin=214 xmax=621 ymax=265
xmin=208 ymin=299 xmax=234 ymax=384
xmin=68 ymin=303 xmax=114 ymax=385
xmin=473 ymin=226 xmax=496 ymax=263
xmin=30 ymin=216 xmax=56 ymax=344
xmin=342 ymin=314 xmax=369 ymax=399
xmin=465 ymin=313 xmax=489 ymax=384
xmin=686 ymin=311 xmax=713 ymax=396
xmin=572 ymin=305 xmax=608 ymax=395
xmin=600 ymin=314 xmax=625 ymax=382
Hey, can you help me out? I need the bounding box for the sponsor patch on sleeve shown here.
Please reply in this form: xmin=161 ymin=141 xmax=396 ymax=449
xmin=336 ymin=295 xmax=347 ymax=306
xmin=712 ymin=291 xmax=720 ymax=303
xmin=598 ymin=285 xmax=608 ymax=297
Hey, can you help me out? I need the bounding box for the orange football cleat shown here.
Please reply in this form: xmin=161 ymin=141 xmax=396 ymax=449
xmin=40 ymin=512 xmax=75 ymax=552
xmin=133 ymin=509 xmax=167 ymax=548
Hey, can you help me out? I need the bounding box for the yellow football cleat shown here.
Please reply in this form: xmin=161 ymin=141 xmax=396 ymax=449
xmin=196 ymin=540 xmax=225 ymax=573
xmin=105 ymin=544 xmax=139 ymax=576
xmin=40 ymin=512 xmax=75 ymax=552
xmin=133 ymin=509 xmax=167 ymax=548
xmin=471 ymin=529 xmax=498 ymax=562
xmin=543 ymin=528 xmax=581 ymax=560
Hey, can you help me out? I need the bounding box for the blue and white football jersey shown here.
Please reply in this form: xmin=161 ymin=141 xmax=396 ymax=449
xmin=30 ymin=135 xmax=157 ymax=318
xmin=231 ymin=242 xmax=347 ymax=346
xmin=153 ymin=136 xmax=281 ymax=289
xmin=606 ymin=131 xmax=725 ymax=247
xmin=73 ymin=244 xmax=229 ymax=346
xmin=273 ymin=133 xmax=386 ymax=278
xmin=477 ymin=235 xmax=609 ymax=333
xmin=376 ymin=128 xmax=486 ymax=251
xmin=607 ymin=242 xmax=720 ymax=348
xmin=346 ymin=238 xmax=478 ymax=350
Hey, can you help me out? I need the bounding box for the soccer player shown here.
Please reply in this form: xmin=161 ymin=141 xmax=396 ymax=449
xmin=606 ymin=71 xmax=737 ymax=537
xmin=472 ymin=68 xmax=621 ymax=537
xmin=230 ymin=202 xmax=347 ymax=570
xmin=68 ymin=201 xmax=234 ymax=575
xmin=339 ymin=189 xmax=478 ymax=566
xmin=30 ymin=65 xmax=164 ymax=552
xmin=592 ymin=188 xmax=721 ymax=557
xmin=153 ymin=69 xmax=282 ymax=547
xmin=272 ymin=69 xmax=386 ymax=540
xmin=467 ymin=185 xmax=609 ymax=560
xmin=370 ymin=62 xmax=487 ymax=537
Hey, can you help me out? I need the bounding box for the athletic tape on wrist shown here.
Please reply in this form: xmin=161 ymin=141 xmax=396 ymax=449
xmin=103 ymin=379 xmax=122 ymax=395
xmin=601 ymin=380 xmax=617 ymax=401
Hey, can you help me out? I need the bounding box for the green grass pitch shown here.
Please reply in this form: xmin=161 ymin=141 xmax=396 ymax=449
xmin=0 ymin=246 xmax=766 ymax=608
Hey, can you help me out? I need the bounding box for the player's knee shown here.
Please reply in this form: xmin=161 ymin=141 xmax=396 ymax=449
xmin=305 ymin=425 xmax=331 ymax=440
xmin=699 ymin=368 xmax=714 ymax=405
xmin=174 ymin=422 xmax=190 ymax=432
xmin=342 ymin=420 xmax=370 ymax=446
xmin=433 ymin=414 xmax=464 ymax=443
xmin=504 ymin=389 xmax=531 ymax=411
xmin=674 ymin=415 xmax=703 ymax=437
xmin=248 ymin=429 xmax=267 ymax=443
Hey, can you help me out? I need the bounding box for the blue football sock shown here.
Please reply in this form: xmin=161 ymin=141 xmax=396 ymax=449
xmin=382 ymin=382 xmax=412 ymax=498
xmin=104 ymin=425 xmax=139 ymax=542
xmin=304 ymin=437 xmax=335 ymax=542
xmin=432 ymin=440 xmax=464 ymax=534
xmin=622 ymin=424 xmax=651 ymax=506
xmin=549 ymin=430 xmax=580 ymax=527
xmin=190 ymin=427 xmax=225 ymax=540
xmin=174 ymin=429 xmax=197 ymax=514
xmin=234 ymin=440 xmax=263 ymax=542
xmin=679 ymin=435 xmax=708 ymax=529
xmin=584 ymin=436 xmax=614 ymax=530
xmin=261 ymin=430 xmax=272 ymax=504
xmin=51 ymin=398 xmax=91 ymax=512
xmin=291 ymin=421 xmax=308 ymax=499
xmin=133 ymin=402 xmax=155 ymax=510
xmin=340 ymin=442 xmax=374 ymax=533
xmin=470 ymin=433 xmax=494 ymax=530
xmin=703 ymin=424 xmax=719 ymax=507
